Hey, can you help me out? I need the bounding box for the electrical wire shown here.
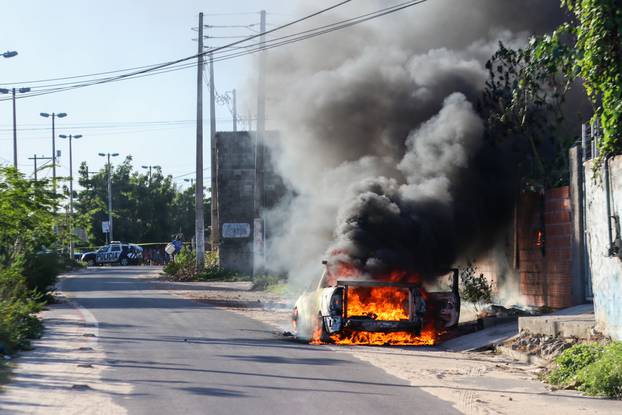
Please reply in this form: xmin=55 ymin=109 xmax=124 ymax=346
xmin=0 ymin=0 xmax=354 ymax=91
xmin=0 ymin=0 xmax=428 ymax=102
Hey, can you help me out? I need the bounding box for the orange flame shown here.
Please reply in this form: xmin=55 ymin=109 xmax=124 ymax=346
xmin=331 ymin=286 xmax=437 ymax=345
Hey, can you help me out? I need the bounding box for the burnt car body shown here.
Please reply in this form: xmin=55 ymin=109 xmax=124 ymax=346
xmin=292 ymin=268 xmax=460 ymax=342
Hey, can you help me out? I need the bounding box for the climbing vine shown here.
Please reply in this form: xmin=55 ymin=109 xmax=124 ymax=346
xmin=562 ymin=0 xmax=622 ymax=158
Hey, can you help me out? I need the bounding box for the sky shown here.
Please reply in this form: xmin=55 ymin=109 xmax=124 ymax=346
xmin=0 ymin=0 xmax=298 ymax=189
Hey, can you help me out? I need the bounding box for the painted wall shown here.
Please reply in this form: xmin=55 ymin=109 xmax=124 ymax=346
xmin=585 ymin=157 xmax=622 ymax=340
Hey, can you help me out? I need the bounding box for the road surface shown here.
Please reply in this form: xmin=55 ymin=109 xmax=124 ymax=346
xmin=61 ymin=267 xmax=460 ymax=414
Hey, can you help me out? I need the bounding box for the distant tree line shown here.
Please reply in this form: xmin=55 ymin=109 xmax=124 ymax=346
xmin=74 ymin=156 xmax=210 ymax=246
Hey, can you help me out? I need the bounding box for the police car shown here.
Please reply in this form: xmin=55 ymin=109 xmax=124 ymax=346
xmin=81 ymin=242 xmax=143 ymax=266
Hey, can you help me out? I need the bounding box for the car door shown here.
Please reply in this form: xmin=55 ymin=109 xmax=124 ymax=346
xmin=109 ymin=245 xmax=122 ymax=263
xmin=95 ymin=246 xmax=110 ymax=264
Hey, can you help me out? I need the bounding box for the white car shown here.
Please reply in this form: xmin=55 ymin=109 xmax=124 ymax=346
xmin=292 ymin=264 xmax=460 ymax=343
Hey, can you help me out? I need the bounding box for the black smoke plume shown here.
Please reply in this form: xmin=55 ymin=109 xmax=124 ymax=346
xmin=260 ymin=0 xmax=566 ymax=284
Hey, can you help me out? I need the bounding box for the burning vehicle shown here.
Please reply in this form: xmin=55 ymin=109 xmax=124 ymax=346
xmin=292 ymin=262 xmax=460 ymax=345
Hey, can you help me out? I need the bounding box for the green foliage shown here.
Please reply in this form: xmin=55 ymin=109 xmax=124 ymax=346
xmin=576 ymin=342 xmax=622 ymax=398
xmin=163 ymin=248 xmax=242 ymax=281
xmin=562 ymin=0 xmax=622 ymax=158
xmin=22 ymin=252 xmax=62 ymax=294
xmin=75 ymin=158 xmax=210 ymax=246
xmin=459 ymin=263 xmax=493 ymax=312
xmin=0 ymin=269 xmax=44 ymax=354
xmin=548 ymin=343 xmax=605 ymax=386
xmin=0 ymin=168 xmax=56 ymax=354
xmin=548 ymin=341 xmax=622 ymax=398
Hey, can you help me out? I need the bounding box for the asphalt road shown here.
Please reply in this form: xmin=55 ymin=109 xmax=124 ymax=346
xmin=61 ymin=267 xmax=461 ymax=415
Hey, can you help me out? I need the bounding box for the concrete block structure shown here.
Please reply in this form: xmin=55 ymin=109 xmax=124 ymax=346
xmin=215 ymin=131 xmax=286 ymax=276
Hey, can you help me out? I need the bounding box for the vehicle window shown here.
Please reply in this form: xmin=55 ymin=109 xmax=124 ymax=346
xmin=110 ymin=246 xmax=121 ymax=252
xmin=96 ymin=246 xmax=109 ymax=253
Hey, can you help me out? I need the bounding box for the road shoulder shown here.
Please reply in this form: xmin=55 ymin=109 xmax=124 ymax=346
xmin=0 ymin=292 xmax=130 ymax=415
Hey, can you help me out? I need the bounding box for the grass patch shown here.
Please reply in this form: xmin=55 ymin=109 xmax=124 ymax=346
xmin=547 ymin=341 xmax=622 ymax=398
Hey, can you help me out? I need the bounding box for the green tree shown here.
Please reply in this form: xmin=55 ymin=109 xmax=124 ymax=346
xmin=562 ymin=0 xmax=622 ymax=157
xmin=75 ymin=159 xmax=209 ymax=246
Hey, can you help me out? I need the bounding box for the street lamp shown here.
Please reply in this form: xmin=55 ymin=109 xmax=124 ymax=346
xmin=98 ymin=152 xmax=119 ymax=244
xmin=59 ymin=134 xmax=82 ymax=258
xmin=40 ymin=112 xmax=67 ymax=193
xmin=141 ymin=165 xmax=161 ymax=184
xmin=184 ymin=178 xmax=195 ymax=187
xmin=0 ymin=87 xmax=31 ymax=168
xmin=2 ymin=51 xmax=18 ymax=59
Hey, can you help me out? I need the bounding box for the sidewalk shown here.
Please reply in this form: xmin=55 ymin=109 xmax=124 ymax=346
xmin=0 ymin=296 xmax=129 ymax=415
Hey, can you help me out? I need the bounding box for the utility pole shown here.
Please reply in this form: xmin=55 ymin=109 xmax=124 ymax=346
xmin=32 ymin=155 xmax=37 ymax=180
xmin=12 ymin=89 xmax=16 ymax=168
xmin=107 ymin=154 xmax=114 ymax=242
xmin=98 ymin=152 xmax=119 ymax=244
xmin=209 ymin=50 xmax=218 ymax=251
xmin=195 ymin=12 xmax=206 ymax=272
xmin=29 ymin=155 xmax=53 ymax=181
xmin=232 ymin=88 xmax=238 ymax=132
xmin=253 ymin=10 xmax=267 ymax=276
xmin=60 ymin=134 xmax=82 ymax=259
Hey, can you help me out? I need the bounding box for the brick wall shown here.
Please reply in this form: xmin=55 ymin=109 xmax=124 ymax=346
xmin=518 ymin=187 xmax=574 ymax=308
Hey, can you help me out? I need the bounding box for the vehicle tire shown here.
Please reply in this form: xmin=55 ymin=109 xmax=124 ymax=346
xmin=120 ymin=258 xmax=129 ymax=266
xmin=87 ymin=259 xmax=95 ymax=267
xmin=314 ymin=313 xmax=331 ymax=343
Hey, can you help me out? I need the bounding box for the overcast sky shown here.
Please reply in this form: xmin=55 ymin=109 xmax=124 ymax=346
xmin=0 ymin=0 xmax=298 ymax=188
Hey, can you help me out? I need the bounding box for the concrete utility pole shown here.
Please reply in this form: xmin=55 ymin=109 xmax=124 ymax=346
xmin=98 ymin=152 xmax=119 ymax=244
xmin=195 ymin=12 xmax=206 ymax=271
xmin=253 ymin=10 xmax=267 ymax=276
xmin=12 ymin=89 xmax=16 ymax=168
xmin=209 ymin=50 xmax=218 ymax=251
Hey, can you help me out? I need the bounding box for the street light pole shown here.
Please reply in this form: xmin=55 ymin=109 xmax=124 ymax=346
xmin=99 ymin=152 xmax=119 ymax=243
xmin=40 ymin=112 xmax=67 ymax=194
xmin=0 ymin=86 xmax=30 ymax=169
xmin=60 ymin=134 xmax=82 ymax=258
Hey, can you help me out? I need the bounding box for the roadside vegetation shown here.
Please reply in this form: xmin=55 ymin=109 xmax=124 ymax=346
xmin=163 ymin=248 xmax=247 ymax=282
xmin=0 ymin=167 xmax=62 ymax=356
xmin=547 ymin=341 xmax=622 ymax=399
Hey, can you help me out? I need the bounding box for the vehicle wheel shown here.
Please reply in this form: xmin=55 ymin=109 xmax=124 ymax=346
xmin=120 ymin=258 xmax=129 ymax=266
xmin=313 ymin=313 xmax=331 ymax=343
xmin=87 ymin=259 xmax=95 ymax=267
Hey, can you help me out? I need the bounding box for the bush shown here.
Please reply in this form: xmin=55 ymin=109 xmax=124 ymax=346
xmin=459 ymin=263 xmax=492 ymax=313
xmin=0 ymin=269 xmax=44 ymax=354
xmin=547 ymin=341 xmax=622 ymax=399
xmin=548 ymin=343 xmax=605 ymax=387
xmin=163 ymin=248 xmax=244 ymax=282
xmin=22 ymin=252 xmax=61 ymax=294
xmin=576 ymin=342 xmax=622 ymax=398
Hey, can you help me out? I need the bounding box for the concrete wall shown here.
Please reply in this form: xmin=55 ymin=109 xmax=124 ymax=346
xmin=585 ymin=157 xmax=622 ymax=340
xmin=216 ymin=131 xmax=287 ymax=275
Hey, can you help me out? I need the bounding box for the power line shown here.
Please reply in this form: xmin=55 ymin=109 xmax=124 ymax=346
xmin=0 ymin=1 xmax=428 ymax=102
xmin=0 ymin=0 xmax=354 ymax=93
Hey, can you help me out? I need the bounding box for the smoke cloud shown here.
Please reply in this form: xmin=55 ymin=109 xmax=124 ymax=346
xmin=260 ymin=0 xmax=565 ymax=285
